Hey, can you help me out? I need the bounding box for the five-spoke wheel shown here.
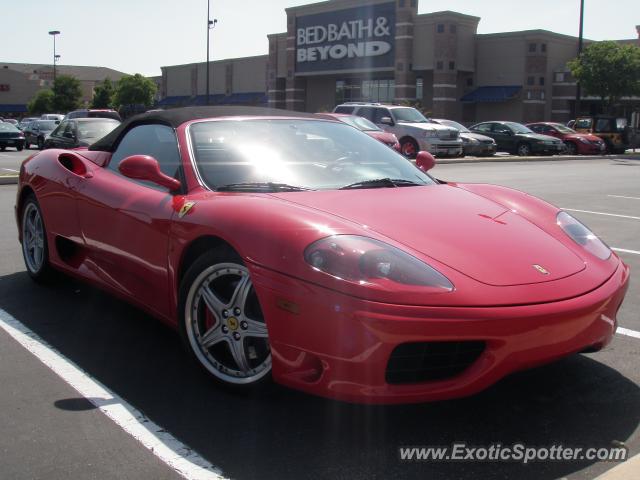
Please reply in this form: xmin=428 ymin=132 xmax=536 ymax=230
xmin=181 ymin=255 xmax=271 ymax=387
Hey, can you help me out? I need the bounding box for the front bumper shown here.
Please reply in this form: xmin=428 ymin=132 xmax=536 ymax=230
xmin=250 ymin=260 xmax=629 ymax=404
xmin=418 ymin=139 xmax=463 ymax=157
xmin=464 ymin=143 xmax=496 ymax=156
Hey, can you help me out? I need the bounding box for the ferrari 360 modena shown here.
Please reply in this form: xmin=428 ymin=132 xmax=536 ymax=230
xmin=15 ymin=106 xmax=629 ymax=404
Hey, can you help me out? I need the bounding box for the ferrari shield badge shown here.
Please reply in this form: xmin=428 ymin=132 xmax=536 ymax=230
xmin=532 ymin=264 xmax=550 ymax=275
xmin=178 ymin=201 xmax=196 ymax=218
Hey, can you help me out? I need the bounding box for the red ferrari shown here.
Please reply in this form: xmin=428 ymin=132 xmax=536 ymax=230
xmin=15 ymin=107 xmax=629 ymax=404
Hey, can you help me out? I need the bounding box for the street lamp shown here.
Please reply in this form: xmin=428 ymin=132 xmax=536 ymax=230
xmin=48 ymin=30 xmax=60 ymax=85
xmin=575 ymin=0 xmax=584 ymax=116
xmin=206 ymin=0 xmax=218 ymax=105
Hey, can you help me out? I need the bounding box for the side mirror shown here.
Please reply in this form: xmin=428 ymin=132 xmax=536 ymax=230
xmin=118 ymin=155 xmax=181 ymax=191
xmin=380 ymin=116 xmax=394 ymax=126
xmin=415 ymin=151 xmax=436 ymax=172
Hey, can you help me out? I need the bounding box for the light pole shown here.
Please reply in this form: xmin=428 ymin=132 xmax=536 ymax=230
xmin=48 ymin=30 xmax=60 ymax=85
xmin=575 ymin=0 xmax=584 ymax=117
xmin=206 ymin=0 xmax=218 ymax=105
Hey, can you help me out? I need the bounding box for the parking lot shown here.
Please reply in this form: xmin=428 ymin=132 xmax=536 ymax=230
xmin=0 ymin=155 xmax=639 ymax=480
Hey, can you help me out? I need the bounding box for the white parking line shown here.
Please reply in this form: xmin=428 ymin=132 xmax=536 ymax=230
xmin=563 ymin=208 xmax=640 ymax=221
xmin=1 ymin=168 xmax=19 ymax=173
xmin=617 ymin=327 xmax=640 ymax=340
xmin=0 ymin=308 xmax=227 ymax=480
xmin=613 ymin=248 xmax=640 ymax=256
xmin=608 ymin=195 xmax=640 ymax=201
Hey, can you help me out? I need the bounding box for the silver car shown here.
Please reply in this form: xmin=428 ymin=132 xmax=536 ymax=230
xmin=334 ymin=103 xmax=463 ymax=158
xmin=431 ymin=119 xmax=497 ymax=157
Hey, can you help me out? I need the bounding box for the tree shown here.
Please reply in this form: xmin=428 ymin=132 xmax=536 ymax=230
xmin=28 ymin=89 xmax=54 ymax=114
xmin=52 ymin=74 xmax=83 ymax=112
xmin=568 ymin=41 xmax=640 ymax=112
xmin=113 ymin=74 xmax=156 ymax=108
xmin=91 ymin=78 xmax=114 ymax=109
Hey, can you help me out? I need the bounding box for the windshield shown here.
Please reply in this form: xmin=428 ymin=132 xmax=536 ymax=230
xmin=337 ymin=115 xmax=381 ymax=132
xmin=437 ymin=119 xmax=469 ymax=133
xmin=189 ymin=119 xmax=435 ymax=191
xmin=504 ymin=122 xmax=533 ymax=134
xmin=35 ymin=120 xmax=57 ymax=130
xmin=551 ymin=123 xmax=576 ymax=134
xmin=392 ymin=108 xmax=429 ymax=123
xmin=77 ymin=119 xmax=120 ymax=141
xmin=0 ymin=123 xmax=19 ymax=132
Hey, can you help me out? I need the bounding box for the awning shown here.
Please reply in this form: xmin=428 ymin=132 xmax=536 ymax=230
xmin=0 ymin=104 xmax=28 ymax=113
xmin=460 ymin=86 xmax=522 ymax=103
xmin=156 ymin=96 xmax=191 ymax=107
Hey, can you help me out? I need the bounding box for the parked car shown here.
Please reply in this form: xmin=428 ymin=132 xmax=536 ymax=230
xmin=44 ymin=118 xmax=120 ymax=149
xmin=0 ymin=122 xmax=25 ymax=151
xmin=527 ymin=122 xmax=605 ymax=155
xmin=19 ymin=117 xmax=39 ymax=130
xmin=334 ymin=102 xmax=463 ymax=158
xmin=431 ymin=119 xmax=497 ymax=157
xmin=24 ymin=120 xmax=59 ymax=150
xmin=40 ymin=113 xmax=65 ymax=121
xmin=572 ymin=116 xmax=629 ymax=154
xmin=16 ymin=106 xmax=629 ymax=403
xmin=3 ymin=118 xmax=18 ymax=126
xmin=469 ymin=121 xmax=565 ymax=156
xmin=315 ymin=112 xmax=400 ymax=151
xmin=65 ymin=109 xmax=122 ymax=121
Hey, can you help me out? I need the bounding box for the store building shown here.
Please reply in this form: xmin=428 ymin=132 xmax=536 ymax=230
xmin=159 ymin=0 xmax=640 ymax=123
xmin=0 ymin=63 xmax=127 ymax=117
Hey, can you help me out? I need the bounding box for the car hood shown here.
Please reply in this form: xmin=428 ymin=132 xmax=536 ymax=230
xmin=518 ymin=133 xmax=563 ymax=143
xmin=461 ymin=132 xmax=495 ymax=142
xmin=565 ymin=133 xmax=602 ymax=142
xmin=272 ymin=185 xmax=585 ymax=287
xmin=399 ymin=122 xmax=451 ymax=132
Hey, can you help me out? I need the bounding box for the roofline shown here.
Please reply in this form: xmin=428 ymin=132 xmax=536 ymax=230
xmin=477 ymin=29 xmax=593 ymax=43
xmin=161 ymin=54 xmax=268 ymax=71
xmin=416 ymin=10 xmax=480 ymax=22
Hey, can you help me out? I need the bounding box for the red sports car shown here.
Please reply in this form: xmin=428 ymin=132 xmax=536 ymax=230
xmin=526 ymin=122 xmax=606 ymax=155
xmin=315 ymin=112 xmax=400 ymax=151
xmin=16 ymin=107 xmax=629 ymax=404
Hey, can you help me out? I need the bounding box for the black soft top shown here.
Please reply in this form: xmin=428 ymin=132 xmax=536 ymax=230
xmin=89 ymin=106 xmax=320 ymax=152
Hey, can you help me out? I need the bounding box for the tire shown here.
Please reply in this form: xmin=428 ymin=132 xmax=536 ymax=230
xmin=17 ymin=144 xmax=23 ymax=152
xmin=178 ymin=248 xmax=272 ymax=391
xmin=516 ymin=143 xmax=531 ymax=156
xmin=400 ymin=137 xmax=419 ymax=159
xmin=21 ymin=194 xmax=54 ymax=282
xmin=24 ymin=140 xmax=30 ymax=150
xmin=37 ymin=138 xmax=44 ymax=150
xmin=0 ymin=146 xmax=5 ymax=152
xmin=565 ymin=142 xmax=578 ymax=155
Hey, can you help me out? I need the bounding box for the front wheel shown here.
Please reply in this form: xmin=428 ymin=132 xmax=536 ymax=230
xmin=37 ymin=138 xmax=44 ymax=150
xmin=16 ymin=144 xmax=23 ymax=152
xmin=516 ymin=143 xmax=531 ymax=156
xmin=179 ymin=250 xmax=272 ymax=390
xmin=564 ymin=142 xmax=577 ymax=155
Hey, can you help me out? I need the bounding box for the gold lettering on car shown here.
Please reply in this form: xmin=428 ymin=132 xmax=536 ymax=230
xmin=533 ymin=264 xmax=550 ymax=275
xmin=178 ymin=201 xmax=196 ymax=218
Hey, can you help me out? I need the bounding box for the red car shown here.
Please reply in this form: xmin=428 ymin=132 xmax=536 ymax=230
xmin=16 ymin=107 xmax=629 ymax=404
xmin=315 ymin=112 xmax=400 ymax=151
xmin=526 ymin=122 xmax=606 ymax=155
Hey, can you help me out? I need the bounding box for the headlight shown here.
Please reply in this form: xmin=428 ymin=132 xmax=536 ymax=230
xmin=578 ymin=137 xmax=590 ymax=144
xmin=304 ymin=235 xmax=454 ymax=291
xmin=556 ymin=211 xmax=611 ymax=260
xmin=423 ymin=129 xmax=438 ymax=138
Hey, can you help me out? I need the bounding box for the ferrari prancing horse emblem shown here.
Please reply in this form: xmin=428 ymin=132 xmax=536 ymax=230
xmin=178 ymin=201 xmax=196 ymax=218
xmin=533 ymin=264 xmax=550 ymax=275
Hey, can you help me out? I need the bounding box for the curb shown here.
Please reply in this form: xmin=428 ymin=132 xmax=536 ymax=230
xmin=595 ymin=452 xmax=640 ymax=479
xmin=0 ymin=175 xmax=18 ymax=186
xmin=436 ymin=154 xmax=640 ymax=165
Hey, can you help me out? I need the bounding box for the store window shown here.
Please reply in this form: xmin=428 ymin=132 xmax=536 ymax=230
xmin=539 ymin=77 xmax=545 ymax=86
xmin=529 ymin=43 xmax=537 ymax=53
xmin=527 ymin=76 xmax=535 ymax=86
xmin=437 ymin=24 xmax=444 ymax=33
xmin=541 ymin=43 xmax=547 ymax=53
xmin=436 ymin=61 xmax=443 ymax=70
xmin=341 ymin=79 xmax=395 ymax=103
xmin=449 ymin=61 xmax=456 ymax=70
xmin=554 ymin=72 xmax=565 ymax=83
xmin=416 ymin=78 xmax=423 ymax=101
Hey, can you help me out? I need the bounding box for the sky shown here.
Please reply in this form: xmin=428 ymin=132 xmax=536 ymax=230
xmin=3 ymin=0 xmax=639 ymax=77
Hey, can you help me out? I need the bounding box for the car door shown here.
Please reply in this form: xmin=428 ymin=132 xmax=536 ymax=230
xmin=47 ymin=120 xmax=75 ymax=149
xmin=491 ymin=123 xmax=515 ymax=152
xmin=74 ymin=123 xmax=182 ymax=318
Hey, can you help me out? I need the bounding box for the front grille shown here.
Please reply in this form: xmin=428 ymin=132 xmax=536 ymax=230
xmin=434 ymin=143 xmax=461 ymax=149
xmin=386 ymin=341 xmax=486 ymax=384
xmin=437 ymin=129 xmax=459 ymax=140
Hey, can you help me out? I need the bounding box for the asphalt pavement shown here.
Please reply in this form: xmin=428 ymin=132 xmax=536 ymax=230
xmin=0 ymin=157 xmax=639 ymax=480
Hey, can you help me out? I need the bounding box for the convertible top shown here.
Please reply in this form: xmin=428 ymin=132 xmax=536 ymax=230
xmin=89 ymin=106 xmax=320 ymax=152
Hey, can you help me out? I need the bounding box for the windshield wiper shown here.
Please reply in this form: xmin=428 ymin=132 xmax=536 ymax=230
xmin=216 ymin=182 xmax=313 ymax=192
xmin=339 ymin=178 xmax=423 ymax=190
